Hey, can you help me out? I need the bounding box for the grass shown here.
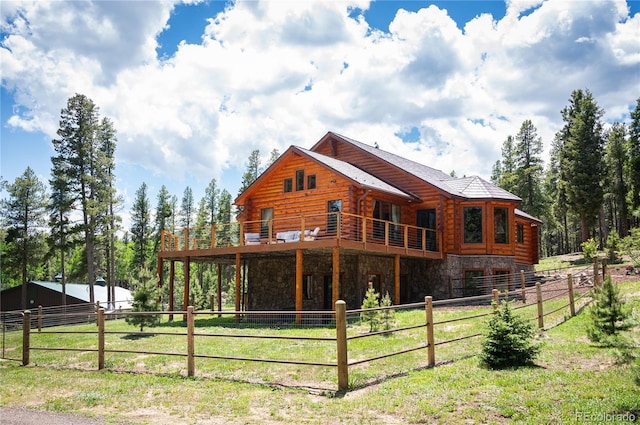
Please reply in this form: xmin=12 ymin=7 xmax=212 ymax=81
xmin=1 ymin=280 xmax=639 ymax=424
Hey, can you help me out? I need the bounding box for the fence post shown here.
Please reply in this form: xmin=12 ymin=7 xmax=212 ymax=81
xmin=98 ymin=308 xmax=105 ymax=370
xmin=492 ymin=289 xmax=499 ymax=310
xmin=95 ymin=301 xmax=100 ymax=326
xmin=22 ymin=310 xmax=30 ymax=366
xmin=425 ymin=296 xmax=435 ymax=367
xmin=335 ymin=300 xmax=348 ymax=392
xmin=593 ymin=257 xmax=599 ymax=287
xmin=601 ymin=258 xmax=607 ymax=281
xmin=37 ymin=305 xmax=42 ymax=332
xmin=567 ymin=274 xmax=575 ymax=317
xmin=187 ymin=306 xmax=195 ymax=377
xmin=536 ymin=283 xmax=544 ymax=329
xmin=520 ymin=270 xmax=526 ymax=303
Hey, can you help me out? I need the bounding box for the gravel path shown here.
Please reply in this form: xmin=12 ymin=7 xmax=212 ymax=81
xmin=0 ymin=408 xmax=111 ymax=425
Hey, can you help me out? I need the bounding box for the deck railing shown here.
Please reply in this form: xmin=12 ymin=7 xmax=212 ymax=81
xmin=159 ymin=212 xmax=441 ymax=256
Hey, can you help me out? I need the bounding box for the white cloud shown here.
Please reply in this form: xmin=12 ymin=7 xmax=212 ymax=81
xmin=1 ymin=0 xmax=638 ymax=204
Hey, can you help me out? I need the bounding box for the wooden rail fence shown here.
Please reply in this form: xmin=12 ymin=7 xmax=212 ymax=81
xmin=7 ymin=273 xmax=595 ymax=392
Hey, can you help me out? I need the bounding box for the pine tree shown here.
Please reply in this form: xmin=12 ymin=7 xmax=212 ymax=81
xmin=380 ymin=292 xmax=395 ymax=332
xmin=627 ymin=98 xmax=640 ymax=226
xmin=152 ymin=185 xmax=172 ymax=254
xmin=586 ymin=275 xmax=634 ymax=345
xmin=480 ymin=301 xmax=541 ymax=369
xmin=130 ymin=182 xmax=152 ymax=270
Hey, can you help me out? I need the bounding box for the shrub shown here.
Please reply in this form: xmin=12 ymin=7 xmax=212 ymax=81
xmin=621 ymin=228 xmax=640 ymax=268
xmin=605 ymin=232 xmax=622 ymax=264
xmin=586 ymin=275 xmax=635 ymax=346
xmin=480 ymin=300 xmax=541 ymax=369
xmin=581 ymin=237 xmax=598 ymax=263
xmin=379 ymin=292 xmax=395 ymax=332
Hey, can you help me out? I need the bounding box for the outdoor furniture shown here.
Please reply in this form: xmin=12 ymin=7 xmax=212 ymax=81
xmin=244 ymin=232 xmax=261 ymax=245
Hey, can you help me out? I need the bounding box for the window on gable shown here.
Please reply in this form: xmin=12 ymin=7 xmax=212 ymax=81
xmin=463 ymin=206 xmax=483 ymax=244
xmin=494 ymin=207 xmax=508 ymax=244
xmin=307 ymin=174 xmax=316 ymax=190
xmin=296 ymin=170 xmax=304 ymax=191
xmin=517 ymin=223 xmax=525 ymax=243
xmin=283 ymin=178 xmax=292 ymax=193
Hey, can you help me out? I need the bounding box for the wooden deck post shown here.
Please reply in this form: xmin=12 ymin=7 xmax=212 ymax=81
xmin=235 ymin=253 xmax=241 ymax=322
xmin=217 ymin=263 xmax=222 ymax=317
xmin=295 ymin=249 xmax=303 ymax=324
xmin=394 ymin=254 xmax=400 ymax=305
xmin=520 ymin=270 xmax=526 ymax=303
xmin=567 ymin=274 xmax=575 ymax=317
xmin=169 ymin=260 xmax=175 ymax=322
xmin=98 ymin=308 xmax=105 ymax=370
xmin=536 ymin=283 xmax=544 ymax=329
xmin=22 ymin=310 xmax=30 ymax=366
xmin=425 ymin=296 xmax=435 ymax=367
xmin=332 ymin=247 xmax=340 ymax=308
xmin=183 ymin=257 xmax=190 ymax=322
xmin=335 ymin=300 xmax=348 ymax=391
xmin=187 ymin=306 xmax=195 ymax=377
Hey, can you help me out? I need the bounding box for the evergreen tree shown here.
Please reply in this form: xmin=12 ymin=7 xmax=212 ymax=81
xmin=238 ymin=149 xmax=261 ymax=196
xmin=126 ymin=268 xmax=160 ymax=332
xmin=557 ymin=89 xmax=605 ymax=242
xmin=513 ymin=120 xmax=545 ymax=218
xmin=586 ymin=275 xmax=634 ymax=345
xmin=604 ymin=123 xmax=629 ymax=237
xmin=180 ymin=186 xmax=194 ymax=230
xmin=203 ymin=179 xmax=219 ymax=226
xmin=480 ymin=300 xmax=540 ymax=369
xmin=152 ymin=185 xmax=172 ymax=254
xmin=497 ymin=135 xmax=517 ymax=194
xmin=51 ymin=94 xmax=115 ymax=303
xmin=627 ymin=98 xmax=640 ymax=225
xmin=130 ymin=182 xmax=152 ymax=270
xmin=0 ymin=168 xmax=48 ymax=308
xmin=216 ymin=189 xmax=233 ymax=245
xmin=360 ymin=286 xmax=381 ymax=332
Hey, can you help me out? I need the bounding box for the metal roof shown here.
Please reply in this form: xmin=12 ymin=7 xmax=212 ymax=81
xmin=28 ymin=281 xmax=133 ymax=310
xmin=328 ymin=132 xmax=521 ymax=202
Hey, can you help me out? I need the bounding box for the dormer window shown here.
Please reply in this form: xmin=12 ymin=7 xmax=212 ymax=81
xmin=307 ymin=174 xmax=316 ymax=189
xmin=296 ymin=170 xmax=304 ymax=191
xmin=284 ymin=178 xmax=292 ymax=193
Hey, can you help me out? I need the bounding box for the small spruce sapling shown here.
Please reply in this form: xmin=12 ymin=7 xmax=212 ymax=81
xmin=380 ymin=292 xmax=395 ymax=332
xmin=586 ymin=275 xmax=634 ymax=346
xmin=126 ymin=274 xmax=160 ymax=332
xmin=361 ymin=286 xmax=381 ymax=332
xmin=480 ymin=300 xmax=540 ymax=369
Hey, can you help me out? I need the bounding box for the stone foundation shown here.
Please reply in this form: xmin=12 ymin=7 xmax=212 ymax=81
xmin=246 ymin=252 xmax=536 ymax=310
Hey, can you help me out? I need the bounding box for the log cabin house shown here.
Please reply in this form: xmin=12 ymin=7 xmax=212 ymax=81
xmin=158 ymin=132 xmax=541 ymax=315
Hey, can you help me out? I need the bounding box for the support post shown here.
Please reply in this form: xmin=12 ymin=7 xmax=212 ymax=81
xmin=536 ymin=282 xmax=544 ymax=329
xmin=425 ymin=296 xmax=435 ymax=367
xmin=37 ymin=305 xmax=42 ymax=332
xmin=295 ymin=249 xmax=303 ymax=324
xmin=394 ymin=254 xmax=401 ymax=305
xmin=567 ymin=274 xmax=575 ymax=317
xmin=332 ymin=246 xmax=340 ymax=308
xmin=98 ymin=308 xmax=105 ymax=370
xmin=183 ymin=257 xmax=190 ymax=322
xmin=187 ymin=306 xmax=195 ymax=377
xmin=335 ymin=300 xmax=348 ymax=392
xmin=22 ymin=310 xmax=30 ymax=366
xmin=217 ymin=263 xmax=222 ymax=317
xmin=520 ymin=270 xmax=526 ymax=304
xmin=235 ymin=253 xmax=241 ymax=322
xmin=169 ymin=260 xmax=175 ymax=322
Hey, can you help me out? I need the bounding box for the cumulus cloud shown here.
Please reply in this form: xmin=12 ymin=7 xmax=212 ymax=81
xmin=1 ymin=0 xmax=638 ymax=197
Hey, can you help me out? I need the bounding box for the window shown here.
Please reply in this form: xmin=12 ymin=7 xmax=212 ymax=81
xmin=307 ymin=174 xmax=316 ymax=190
xmin=260 ymin=208 xmax=273 ymax=238
xmin=493 ymin=270 xmax=511 ymax=292
xmin=327 ymin=199 xmax=342 ymax=234
xmin=464 ymin=269 xmax=485 ymax=296
xmin=283 ymin=178 xmax=292 ymax=193
xmin=463 ymin=206 xmax=483 ymax=243
xmin=373 ymin=200 xmax=401 ymax=241
xmin=494 ymin=207 xmax=508 ymax=244
xmin=517 ymin=223 xmax=525 ymax=243
xmin=303 ymin=274 xmax=313 ymax=300
xmin=296 ymin=170 xmax=304 ymax=191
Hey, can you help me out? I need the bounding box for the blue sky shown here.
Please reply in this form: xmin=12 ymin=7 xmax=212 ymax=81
xmin=1 ymin=0 xmax=639 ymax=231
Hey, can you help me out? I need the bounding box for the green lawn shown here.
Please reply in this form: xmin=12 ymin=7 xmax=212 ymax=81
xmin=1 ymin=280 xmax=638 ymax=424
